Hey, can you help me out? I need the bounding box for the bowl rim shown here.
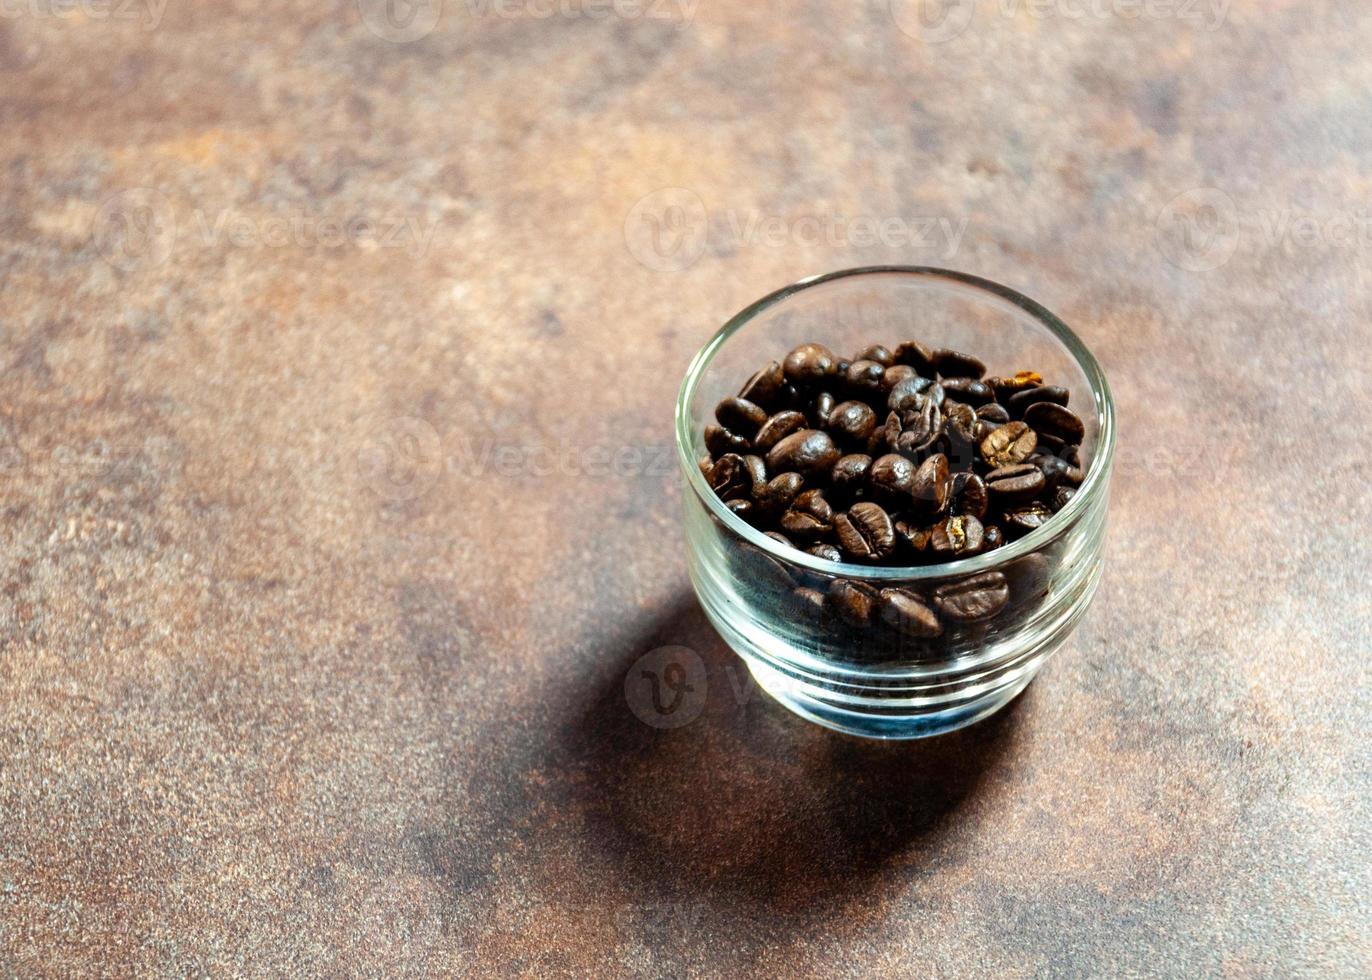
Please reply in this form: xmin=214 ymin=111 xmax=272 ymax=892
xmin=675 ymin=266 xmax=1116 ymax=581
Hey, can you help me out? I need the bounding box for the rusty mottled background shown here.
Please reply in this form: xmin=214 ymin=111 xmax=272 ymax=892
xmin=1 ymin=0 xmax=1369 ymax=976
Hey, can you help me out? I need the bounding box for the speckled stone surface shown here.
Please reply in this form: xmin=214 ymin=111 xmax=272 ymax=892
xmin=1 ymin=1 xmax=1369 ymax=975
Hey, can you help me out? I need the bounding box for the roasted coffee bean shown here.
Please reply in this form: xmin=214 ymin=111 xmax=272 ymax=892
xmin=1032 ymin=453 xmax=1071 ymax=490
xmin=868 ymin=453 xmax=917 ymax=501
xmin=854 ymin=344 xmax=895 ymax=367
xmin=930 ymin=514 xmax=985 ymax=558
xmin=844 ymin=359 xmax=887 ymax=397
xmin=878 ymin=588 xmax=943 ymax=638
xmin=893 ymin=399 xmax=943 ymax=457
xmin=1004 ymin=553 xmax=1051 ymax=606
xmin=739 ymin=360 xmax=787 ymax=408
xmin=1023 ymin=401 xmax=1085 ymax=446
xmin=893 ymin=340 xmax=934 ymax=374
xmin=1002 ymin=501 xmax=1053 ymax=539
xmin=715 ymin=396 xmax=769 ymax=438
xmin=895 ymin=519 xmax=931 ymax=555
xmin=765 ymin=429 xmax=840 ymax=478
xmin=882 ymin=364 xmax=918 ymax=390
xmin=944 ymin=402 xmax=980 ymax=470
xmin=989 ymin=370 xmax=1042 ymax=402
xmin=753 ymin=410 xmax=808 ymax=453
xmin=697 ymin=455 xmax=713 ymax=479
xmin=986 ymin=463 xmax=1047 ymax=501
xmin=741 ymin=454 xmax=768 ymax=496
xmin=933 ymin=571 xmax=1010 ymax=622
xmin=793 ymin=586 xmax=829 ymax=619
xmin=834 ymin=501 xmax=896 ymax=561
xmin=980 ymin=420 xmax=1037 ymax=468
xmin=828 ymin=579 xmax=879 ymax=627
xmin=764 ymin=530 xmax=793 ymax=548
xmin=976 ymin=402 xmax=1010 ymax=424
xmin=830 ymin=454 xmax=873 ymax=498
xmin=887 ymin=374 xmax=935 ymax=413
xmin=725 ymin=498 xmax=754 ymax=521
xmin=782 ymin=343 xmax=839 ymax=387
xmin=1050 ymin=486 xmax=1076 ymax=511
xmin=807 ymin=543 xmax=843 ymax=562
xmin=708 ymin=453 xmax=752 ymax=500
xmin=814 ymin=392 xmax=836 ymax=425
xmin=825 ymin=400 xmax=877 ymax=446
xmin=950 ymin=471 xmax=988 ymax=519
xmin=705 ymin=423 xmax=749 ymax=457
xmin=982 ymin=524 xmax=1005 ymax=549
xmin=910 ymin=452 xmax=951 ymax=515
xmin=1007 ymin=383 xmax=1069 ymax=417
xmin=755 ymin=471 xmax=804 ymax=516
xmin=780 ymin=488 xmax=834 ymax=539
xmin=940 ymin=377 xmax=994 ymax=406
xmin=932 ymin=347 xmax=986 ymax=379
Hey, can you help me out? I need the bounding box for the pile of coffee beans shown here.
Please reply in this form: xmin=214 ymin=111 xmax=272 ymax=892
xmin=700 ymin=340 xmax=1087 ymax=567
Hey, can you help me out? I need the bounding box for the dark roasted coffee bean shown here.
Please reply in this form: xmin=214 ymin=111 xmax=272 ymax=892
xmin=742 ymin=454 xmax=768 ymax=496
xmin=909 ymin=452 xmax=950 ymax=517
xmin=982 ymin=524 xmax=1004 ymax=549
xmin=834 ymin=501 xmax=896 ymax=561
xmin=980 ymin=420 xmax=1037 ymax=468
xmin=879 ymin=588 xmax=943 ymax=638
xmin=944 ymin=402 xmax=980 ymax=470
xmin=708 ymin=453 xmax=752 ymax=500
xmin=894 ymin=399 xmax=943 ymax=457
xmin=836 ymin=359 xmax=851 ymax=375
xmin=814 ymin=392 xmax=836 ymax=425
xmin=704 ymin=423 xmax=749 ymax=457
xmin=844 ymin=359 xmax=887 ymax=398
xmin=933 ymin=571 xmax=1009 ymax=622
xmin=940 ymin=377 xmax=994 ymax=406
xmin=779 ymin=488 xmax=834 ymax=539
xmin=1032 ymin=453 xmax=1071 ymax=490
xmin=1002 ymin=501 xmax=1053 ymax=539
xmin=854 ymin=344 xmax=895 ymax=367
xmin=807 ymin=543 xmax=843 ymax=562
xmin=887 ymin=374 xmax=935 ymax=413
xmin=765 ymin=429 xmax=840 ymax=478
xmin=753 ymin=410 xmax=807 ymax=453
xmin=989 ymin=370 xmax=1042 ymax=402
xmin=1004 ymin=553 xmax=1051 ymax=606
xmin=830 ymin=454 xmax=873 ymax=498
xmin=782 ymin=343 xmax=839 ymax=387
xmin=827 ymin=579 xmax=879 ymax=627
xmin=1007 ymin=384 xmax=1069 ymax=417
xmin=697 ymin=455 xmax=713 ymax=479
xmin=986 ymin=463 xmax=1047 ymax=501
xmin=725 ymin=498 xmax=754 ymax=521
xmin=715 ymin=396 xmax=768 ymax=438
xmin=764 ymin=530 xmax=794 ymax=549
xmin=882 ymin=364 xmax=918 ymax=391
xmin=929 ymin=514 xmax=985 ymax=558
xmin=932 ymin=347 xmax=986 ymax=379
xmin=825 ymin=400 xmax=877 ymax=446
xmin=1050 ymin=486 xmax=1076 ymax=511
xmin=892 ymin=340 xmax=935 ymax=375
xmin=739 ymin=360 xmax=786 ymax=408
xmin=1059 ymin=444 xmax=1085 ymax=485
xmin=895 ymin=519 xmax=932 ymax=555
xmin=976 ymin=402 xmax=1010 ymax=424
xmin=950 ymin=471 xmax=988 ymax=519
xmin=1023 ymin=401 xmax=1085 ymax=446
xmin=868 ymin=453 xmax=917 ymax=501
xmin=755 ymin=471 xmax=804 ymax=516
xmin=793 ymin=586 xmax=829 ymax=619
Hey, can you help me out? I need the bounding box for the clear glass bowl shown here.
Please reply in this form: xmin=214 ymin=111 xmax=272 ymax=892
xmin=676 ymin=267 xmax=1115 ymax=739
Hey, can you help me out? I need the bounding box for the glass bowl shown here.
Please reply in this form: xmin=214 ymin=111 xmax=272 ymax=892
xmin=676 ymin=267 xmax=1115 ymax=739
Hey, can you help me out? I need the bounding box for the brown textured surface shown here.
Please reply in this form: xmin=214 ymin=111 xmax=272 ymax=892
xmin=1 ymin=1 xmax=1370 ymax=976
